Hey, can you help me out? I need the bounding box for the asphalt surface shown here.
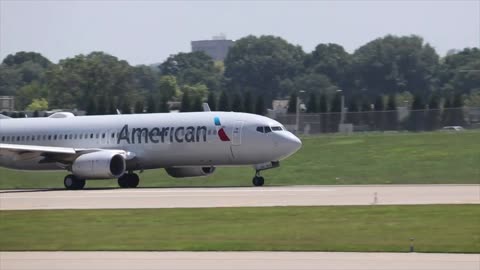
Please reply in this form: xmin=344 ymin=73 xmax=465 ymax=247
xmin=0 ymin=184 xmax=479 ymax=210
xmin=1 ymin=252 xmax=479 ymax=270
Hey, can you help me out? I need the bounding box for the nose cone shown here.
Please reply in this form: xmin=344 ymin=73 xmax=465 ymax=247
xmin=276 ymin=132 xmax=302 ymax=159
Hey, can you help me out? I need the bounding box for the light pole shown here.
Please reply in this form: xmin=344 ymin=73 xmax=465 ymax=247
xmin=295 ymin=90 xmax=305 ymax=134
xmin=337 ymin=89 xmax=345 ymax=124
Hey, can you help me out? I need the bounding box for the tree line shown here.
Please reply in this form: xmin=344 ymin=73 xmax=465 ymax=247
xmin=0 ymin=34 xmax=479 ymax=117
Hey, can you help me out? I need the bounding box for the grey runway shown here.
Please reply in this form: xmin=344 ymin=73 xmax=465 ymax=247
xmin=1 ymin=252 xmax=479 ymax=270
xmin=0 ymin=184 xmax=478 ymax=210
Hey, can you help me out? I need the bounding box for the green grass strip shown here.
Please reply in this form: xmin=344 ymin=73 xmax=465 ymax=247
xmin=1 ymin=205 xmax=479 ymax=253
xmin=1 ymin=131 xmax=479 ymax=189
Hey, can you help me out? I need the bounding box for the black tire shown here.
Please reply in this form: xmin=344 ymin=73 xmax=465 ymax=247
xmin=118 ymin=174 xmax=129 ymax=188
xmin=75 ymin=178 xmax=86 ymax=190
xmin=127 ymin=173 xmax=140 ymax=188
xmin=252 ymin=176 xmax=265 ymax=187
xmin=64 ymin=175 xmax=85 ymax=190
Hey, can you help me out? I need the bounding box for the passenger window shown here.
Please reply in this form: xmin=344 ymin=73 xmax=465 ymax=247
xmin=264 ymin=126 xmax=272 ymax=133
xmin=256 ymin=127 xmax=264 ymax=133
xmin=69 ymin=134 xmax=73 ymax=140
xmin=48 ymin=135 xmax=51 ymax=140
xmin=102 ymin=133 xmax=105 ymax=139
xmin=1 ymin=136 xmax=4 ymax=142
xmin=111 ymin=133 xmax=115 ymax=138
xmin=96 ymin=134 xmax=99 ymax=139
xmin=17 ymin=136 xmax=20 ymax=141
xmin=90 ymin=134 xmax=93 ymax=139
xmin=74 ymin=134 xmax=78 ymax=139
xmin=80 ymin=134 xmax=83 ymax=139
xmin=54 ymin=135 xmax=57 ymax=140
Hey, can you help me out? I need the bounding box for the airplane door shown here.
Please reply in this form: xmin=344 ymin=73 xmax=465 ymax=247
xmin=232 ymin=121 xmax=244 ymax=145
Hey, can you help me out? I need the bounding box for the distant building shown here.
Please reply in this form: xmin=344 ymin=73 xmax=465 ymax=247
xmin=0 ymin=96 xmax=15 ymax=112
xmin=191 ymin=34 xmax=235 ymax=61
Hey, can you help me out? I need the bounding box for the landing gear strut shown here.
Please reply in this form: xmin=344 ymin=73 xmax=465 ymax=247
xmin=252 ymin=171 xmax=265 ymax=187
xmin=64 ymin=174 xmax=86 ymax=190
xmin=118 ymin=173 xmax=140 ymax=188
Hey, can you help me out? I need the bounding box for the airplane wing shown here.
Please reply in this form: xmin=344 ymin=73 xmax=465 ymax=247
xmin=0 ymin=143 xmax=134 ymax=164
xmin=0 ymin=143 xmax=76 ymax=155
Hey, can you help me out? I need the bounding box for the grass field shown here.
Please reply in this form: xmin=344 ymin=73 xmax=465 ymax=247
xmin=0 ymin=131 xmax=479 ymax=189
xmin=0 ymin=205 xmax=478 ymax=252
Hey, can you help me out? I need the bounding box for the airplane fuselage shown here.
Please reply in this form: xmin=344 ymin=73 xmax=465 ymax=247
xmin=0 ymin=112 xmax=301 ymax=173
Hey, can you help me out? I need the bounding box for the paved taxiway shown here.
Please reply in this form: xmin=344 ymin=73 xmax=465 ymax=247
xmin=1 ymin=252 xmax=479 ymax=270
xmin=1 ymin=184 xmax=478 ymax=210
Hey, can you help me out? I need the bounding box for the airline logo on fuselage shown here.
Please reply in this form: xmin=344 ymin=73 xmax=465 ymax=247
xmin=117 ymin=117 xmax=230 ymax=144
xmin=117 ymin=125 xmax=207 ymax=144
xmin=214 ymin=117 xmax=230 ymax=141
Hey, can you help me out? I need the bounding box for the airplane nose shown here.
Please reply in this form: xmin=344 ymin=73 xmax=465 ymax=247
xmin=276 ymin=133 xmax=302 ymax=159
xmin=288 ymin=134 xmax=302 ymax=153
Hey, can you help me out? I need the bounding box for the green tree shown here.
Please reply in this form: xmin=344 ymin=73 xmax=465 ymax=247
xmin=304 ymin=43 xmax=351 ymax=90
xmin=158 ymin=75 xmax=181 ymax=100
xmin=319 ymin=93 xmax=329 ymax=133
xmin=134 ymin=100 xmax=144 ymax=114
xmin=207 ymin=92 xmax=217 ymax=111
xmin=255 ymin=95 xmax=266 ymax=115
xmin=386 ymin=94 xmax=398 ymax=130
xmin=47 ymin=52 xmax=135 ymax=110
xmin=307 ymin=92 xmax=317 ymax=113
xmin=439 ymin=48 xmax=480 ymax=95
xmin=373 ymin=95 xmax=385 ymax=130
xmin=329 ymin=93 xmax=342 ymax=132
xmin=287 ymin=92 xmax=297 ymax=113
xmin=120 ymin=100 xmax=131 ymax=114
xmin=407 ymin=94 xmax=426 ymax=131
xmin=180 ymin=91 xmax=191 ymax=112
xmin=452 ymin=93 xmax=465 ymax=126
xmin=426 ymin=94 xmax=441 ymax=131
xmin=352 ymin=35 xmax=439 ymax=97
xmin=159 ymin=52 xmax=222 ymax=92
xmin=218 ymin=90 xmax=230 ymax=111
xmin=85 ymin=97 xmax=97 ymax=115
xmin=146 ymin=96 xmax=156 ymax=113
xmin=158 ymin=94 xmax=170 ymax=113
xmin=231 ymin=93 xmax=244 ymax=112
xmin=224 ymin=35 xmax=305 ymax=102
xmin=26 ymin=98 xmax=48 ymax=111
xmin=96 ymin=95 xmax=107 ymax=115
xmin=191 ymin=95 xmax=203 ymax=112
xmin=243 ymin=91 xmax=254 ymax=113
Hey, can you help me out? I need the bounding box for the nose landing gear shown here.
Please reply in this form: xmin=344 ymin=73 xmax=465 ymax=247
xmin=252 ymin=171 xmax=265 ymax=187
xmin=251 ymin=161 xmax=280 ymax=187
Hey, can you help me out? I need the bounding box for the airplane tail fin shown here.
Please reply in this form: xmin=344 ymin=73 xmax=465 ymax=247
xmin=0 ymin=114 xmax=11 ymax=120
xmin=202 ymin=103 xmax=211 ymax=112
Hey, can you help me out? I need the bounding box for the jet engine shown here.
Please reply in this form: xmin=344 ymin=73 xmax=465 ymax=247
xmin=165 ymin=166 xmax=216 ymax=178
xmin=72 ymin=151 xmax=126 ymax=179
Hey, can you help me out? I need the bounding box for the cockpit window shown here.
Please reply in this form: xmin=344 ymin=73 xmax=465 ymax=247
xmin=256 ymin=126 xmax=264 ymax=133
xmin=264 ymin=126 xmax=272 ymax=133
xmin=271 ymin=126 xmax=283 ymax=131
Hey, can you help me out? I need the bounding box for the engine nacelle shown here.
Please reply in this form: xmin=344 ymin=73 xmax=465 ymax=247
xmin=165 ymin=166 xmax=216 ymax=178
xmin=72 ymin=151 xmax=126 ymax=179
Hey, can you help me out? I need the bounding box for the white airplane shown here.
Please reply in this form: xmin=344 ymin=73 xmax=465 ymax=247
xmin=0 ymin=106 xmax=301 ymax=190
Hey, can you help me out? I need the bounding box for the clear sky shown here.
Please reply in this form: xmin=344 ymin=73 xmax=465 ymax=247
xmin=1 ymin=0 xmax=479 ymax=65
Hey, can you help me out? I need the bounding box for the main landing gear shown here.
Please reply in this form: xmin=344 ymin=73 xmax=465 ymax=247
xmin=64 ymin=174 xmax=86 ymax=190
xmin=118 ymin=172 xmax=140 ymax=188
